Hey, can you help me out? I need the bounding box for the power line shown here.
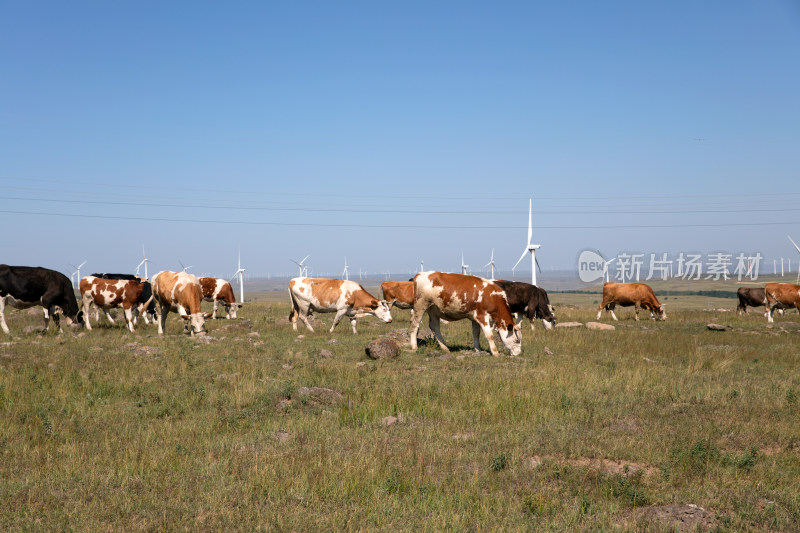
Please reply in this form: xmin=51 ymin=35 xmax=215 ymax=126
xmin=2 ymin=208 xmax=799 ymax=230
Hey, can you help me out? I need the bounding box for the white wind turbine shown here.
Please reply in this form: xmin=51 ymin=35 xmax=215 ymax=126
xmin=419 ymin=260 xmax=424 ymax=273
xmin=291 ymin=255 xmax=310 ymax=276
xmin=69 ymin=260 xmax=86 ymax=288
xmin=135 ymin=245 xmax=150 ymax=279
xmin=483 ymin=249 xmax=496 ymax=281
xmin=461 ymin=252 xmax=469 ymax=275
xmin=788 ymin=235 xmax=800 ymax=283
xmin=603 ymin=256 xmax=617 ymax=283
xmin=511 ymin=198 xmax=542 ymax=286
xmin=342 ymin=257 xmax=350 ymax=281
xmin=179 ymin=260 xmax=192 ymax=273
xmin=230 ymin=248 xmax=245 ymax=302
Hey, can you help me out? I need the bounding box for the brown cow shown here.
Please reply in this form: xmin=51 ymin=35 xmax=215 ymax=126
xmin=288 ymin=277 xmax=392 ymax=334
xmin=764 ymin=283 xmax=800 ymax=323
xmin=151 ymin=270 xmax=208 ymax=335
xmin=596 ymin=282 xmax=666 ymax=321
xmin=380 ymin=280 xmax=414 ymax=310
xmin=199 ymin=277 xmax=242 ymax=319
xmin=80 ymin=276 xmax=154 ymax=332
xmin=408 ymin=271 xmax=521 ymax=357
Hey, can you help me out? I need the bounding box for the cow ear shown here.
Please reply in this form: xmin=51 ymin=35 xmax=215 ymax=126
xmin=181 ymin=314 xmax=190 ymax=320
xmin=203 ymin=312 xmax=213 ymax=318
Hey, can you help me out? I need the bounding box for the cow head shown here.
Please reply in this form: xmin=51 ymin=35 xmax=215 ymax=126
xmin=66 ymin=310 xmax=85 ymax=327
xmin=356 ymin=300 xmax=393 ymax=323
xmin=498 ymin=323 xmax=522 ymax=356
xmin=225 ymin=302 xmax=243 ymax=319
xmin=656 ymin=304 xmax=666 ymax=321
xmin=181 ymin=312 xmax=207 ymax=335
xmin=540 ymin=303 xmax=556 ymax=330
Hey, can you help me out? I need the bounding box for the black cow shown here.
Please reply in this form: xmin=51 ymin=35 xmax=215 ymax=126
xmin=89 ymin=273 xmax=157 ymax=324
xmin=493 ymin=280 xmax=556 ymax=330
xmin=737 ymin=287 xmax=785 ymax=317
xmin=0 ymin=265 xmax=84 ymax=334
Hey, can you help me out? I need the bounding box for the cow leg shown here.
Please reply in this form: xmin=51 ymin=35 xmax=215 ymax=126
xmin=330 ymin=309 xmax=348 ymax=333
xmin=157 ymin=304 xmax=168 ymax=335
xmin=48 ymin=306 xmax=63 ymax=334
xmin=212 ymin=300 xmax=219 ymax=320
xmin=104 ymin=309 xmax=116 ymax=324
xmin=609 ymin=304 xmax=618 ymax=321
xmin=349 ymin=317 xmax=358 ymax=335
xmin=408 ymin=304 xmax=428 ymax=351
xmin=481 ymin=324 xmax=501 ymax=357
xmin=428 ymin=314 xmax=450 ymax=353
xmin=471 ymin=321 xmax=482 ymax=351
xmin=526 ymin=310 xmax=536 ymax=331
xmin=634 ymin=305 xmax=640 ymax=321
xmin=0 ymin=297 xmax=10 ymax=335
xmin=124 ymin=307 xmax=135 ymax=332
xmin=82 ymin=294 xmax=93 ymax=330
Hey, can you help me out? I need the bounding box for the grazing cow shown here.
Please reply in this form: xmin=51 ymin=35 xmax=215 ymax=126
xmin=764 ymin=283 xmax=800 ymax=323
xmin=493 ymin=280 xmax=556 ymax=330
xmin=409 ymin=272 xmax=521 ymax=357
xmin=0 ymin=265 xmax=84 ymax=334
xmin=199 ymin=277 xmax=242 ymax=319
xmin=380 ymin=280 xmax=415 ymax=310
xmin=89 ymin=273 xmax=157 ymax=324
xmin=736 ymin=287 xmax=786 ymax=317
xmin=597 ymin=282 xmax=666 ymax=321
xmin=288 ymin=277 xmax=392 ymax=334
xmin=79 ymin=276 xmax=154 ymax=332
xmin=151 ymin=270 xmax=208 ymax=335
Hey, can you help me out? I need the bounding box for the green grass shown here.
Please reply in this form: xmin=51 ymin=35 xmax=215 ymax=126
xmin=1 ymin=296 xmax=799 ymax=531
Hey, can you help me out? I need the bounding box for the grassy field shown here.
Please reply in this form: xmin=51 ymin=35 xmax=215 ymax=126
xmin=1 ymin=286 xmax=799 ymax=531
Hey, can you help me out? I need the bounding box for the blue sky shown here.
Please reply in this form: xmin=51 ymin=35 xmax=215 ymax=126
xmin=1 ymin=1 xmax=799 ymax=281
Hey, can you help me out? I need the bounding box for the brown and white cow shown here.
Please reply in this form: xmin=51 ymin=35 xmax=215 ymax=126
xmin=764 ymin=283 xmax=800 ymax=323
xmin=380 ymin=280 xmax=415 ymax=310
xmin=408 ymin=272 xmax=521 ymax=357
xmin=151 ymin=270 xmax=208 ymax=335
xmin=288 ymin=277 xmax=392 ymax=334
xmin=79 ymin=276 xmax=154 ymax=332
xmin=199 ymin=277 xmax=242 ymax=319
xmin=596 ymin=282 xmax=666 ymax=321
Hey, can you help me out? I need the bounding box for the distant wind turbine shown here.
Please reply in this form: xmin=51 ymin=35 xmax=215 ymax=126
xmin=788 ymin=235 xmax=800 ymax=283
xmin=69 ymin=260 xmax=87 ymax=288
xmin=511 ymin=198 xmax=542 ymax=286
xmin=229 ymin=248 xmax=246 ymax=302
xmin=343 ymin=257 xmax=350 ymax=281
xmin=291 ymin=255 xmax=310 ymax=276
xmin=461 ymin=252 xmax=469 ymax=275
xmin=135 ymin=245 xmax=150 ymax=279
xmin=483 ymin=249 xmax=496 ymax=281
xmin=179 ymin=260 xmax=192 ymax=273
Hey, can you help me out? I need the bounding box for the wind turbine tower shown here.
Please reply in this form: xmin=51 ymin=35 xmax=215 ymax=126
xmin=343 ymin=257 xmax=350 ymax=281
xmin=483 ymin=249 xmax=496 ymax=281
xmin=231 ymin=248 xmax=245 ymax=302
xmin=461 ymin=252 xmax=469 ymax=275
xmin=69 ymin=261 xmax=87 ymax=288
xmin=511 ymin=198 xmax=542 ymax=286
xmin=135 ymin=246 xmax=150 ymax=279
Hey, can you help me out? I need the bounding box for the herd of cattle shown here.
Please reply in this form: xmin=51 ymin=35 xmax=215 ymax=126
xmin=1 ymin=263 xmax=799 ymax=357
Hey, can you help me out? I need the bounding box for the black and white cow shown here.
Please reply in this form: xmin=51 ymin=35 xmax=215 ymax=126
xmin=493 ymin=280 xmax=556 ymax=330
xmin=89 ymin=273 xmax=157 ymax=324
xmin=0 ymin=265 xmax=84 ymax=334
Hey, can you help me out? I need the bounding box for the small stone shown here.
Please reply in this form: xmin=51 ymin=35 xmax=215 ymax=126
xmin=282 ymin=364 xmax=293 ymax=370
xmin=356 ymin=361 xmax=367 ymax=367
xmin=382 ymin=416 xmax=399 ymax=427
xmin=586 ymin=322 xmax=615 ymax=331
xmin=23 ymin=325 xmax=46 ymax=334
xmin=327 ymin=338 xmax=340 ymax=345
xmin=247 ymin=331 xmax=260 ymax=338
xmin=319 ymin=349 xmax=334 ymax=358
xmin=544 ymin=346 xmax=554 ymax=355
xmin=707 ymin=323 xmax=728 ymax=331
xmin=365 ymin=337 xmax=400 ymax=360
xmin=555 ymin=321 xmax=583 ymax=328
xmin=296 ymin=387 xmax=343 ymax=403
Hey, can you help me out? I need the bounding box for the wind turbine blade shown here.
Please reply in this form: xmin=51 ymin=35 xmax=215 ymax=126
xmin=78 ymin=261 xmax=87 ymax=269
xmin=788 ymin=235 xmax=800 ymax=254
xmin=527 ymin=199 xmax=533 ymax=245
xmin=301 ymin=255 xmax=310 ymax=264
xmin=512 ymin=248 xmax=528 ymax=271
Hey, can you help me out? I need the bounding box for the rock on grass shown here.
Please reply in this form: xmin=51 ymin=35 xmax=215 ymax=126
xmin=365 ymin=337 xmax=400 ymax=359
